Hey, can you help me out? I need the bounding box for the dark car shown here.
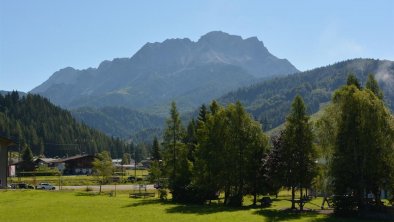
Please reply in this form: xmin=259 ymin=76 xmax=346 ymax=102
xmin=127 ymin=176 xmax=136 ymax=182
xmin=10 ymin=183 xmax=35 ymax=189
xmin=127 ymin=176 xmax=143 ymax=182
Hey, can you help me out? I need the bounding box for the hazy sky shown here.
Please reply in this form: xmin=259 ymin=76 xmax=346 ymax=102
xmin=1 ymin=0 xmax=393 ymax=92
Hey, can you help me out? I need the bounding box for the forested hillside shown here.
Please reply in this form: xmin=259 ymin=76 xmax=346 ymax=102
xmin=0 ymin=92 xmax=132 ymax=158
xmin=220 ymin=59 xmax=394 ymax=130
xmin=71 ymin=106 xmax=164 ymax=139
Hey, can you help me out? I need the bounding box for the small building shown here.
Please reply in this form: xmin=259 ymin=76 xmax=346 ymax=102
xmin=140 ymin=159 xmax=152 ymax=169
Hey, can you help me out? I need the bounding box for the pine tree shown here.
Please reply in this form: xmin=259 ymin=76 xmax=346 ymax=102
xmin=346 ymin=74 xmax=361 ymax=89
xmin=197 ymin=104 xmax=207 ymax=123
xmin=151 ymin=136 xmax=161 ymax=161
xmin=162 ymin=102 xmax=190 ymax=202
xmin=184 ymin=119 xmax=197 ymax=162
xmin=282 ymin=95 xmax=316 ymax=210
xmin=21 ymin=145 xmax=33 ymax=162
xmin=365 ymin=74 xmax=383 ymax=99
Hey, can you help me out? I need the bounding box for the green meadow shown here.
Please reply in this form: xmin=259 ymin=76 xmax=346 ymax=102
xmin=0 ymin=190 xmax=384 ymax=222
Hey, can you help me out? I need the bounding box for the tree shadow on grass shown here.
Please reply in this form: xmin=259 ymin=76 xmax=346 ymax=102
xmin=122 ymin=199 xmax=167 ymax=208
xmin=75 ymin=192 xmax=100 ymax=197
xmin=122 ymin=198 xmax=251 ymax=215
xmin=254 ymin=209 xmax=320 ymax=222
xmin=254 ymin=209 xmax=390 ymax=222
xmin=165 ymin=203 xmax=251 ymax=215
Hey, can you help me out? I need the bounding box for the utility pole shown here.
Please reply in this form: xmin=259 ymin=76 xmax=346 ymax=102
xmin=134 ymin=145 xmax=137 ymax=181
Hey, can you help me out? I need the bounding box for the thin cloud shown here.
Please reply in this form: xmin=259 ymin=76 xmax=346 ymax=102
xmin=319 ymin=22 xmax=364 ymax=58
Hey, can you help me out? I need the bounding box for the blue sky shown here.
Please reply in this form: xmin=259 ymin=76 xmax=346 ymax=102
xmin=1 ymin=0 xmax=393 ymax=92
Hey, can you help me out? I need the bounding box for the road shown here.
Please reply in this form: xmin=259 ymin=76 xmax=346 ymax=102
xmin=56 ymin=184 xmax=155 ymax=191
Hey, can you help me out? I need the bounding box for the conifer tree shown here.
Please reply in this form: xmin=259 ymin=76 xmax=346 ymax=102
xmin=365 ymin=74 xmax=383 ymax=99
xmin=151 ymin=136 xmax=161 ymax=161
xmin=282 ymin=95 xmax=316 ymax=210
xmin=162 ymin=102 xmax=190 ymax=202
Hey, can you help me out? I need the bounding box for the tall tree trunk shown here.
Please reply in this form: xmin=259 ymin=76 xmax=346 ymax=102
xmin=224 ymin=186 xmax=229 ymax=205
xmin=252 ymin=175 xmax=258 ymax=206
xmin=300 ymin=187 xmax=304 ymax=211
xmin=291 ymin=186 xmax=296 ymax=209
xmin=253 ymin=192 xmax=257 ymax=206
xmin=374 ymin=189 xmax=381 ymax=205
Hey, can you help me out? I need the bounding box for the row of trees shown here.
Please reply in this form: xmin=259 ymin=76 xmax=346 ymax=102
xmin=153 ymin=101 xmax=269 ymax=206
xmin=151 ymin=74 xmax=394 ymax=213
xmin=151 ymin=96 xmax=316 ymax=207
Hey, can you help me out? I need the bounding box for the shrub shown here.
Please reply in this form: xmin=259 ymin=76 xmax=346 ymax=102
xmin=332 ymin=195 xmax=358 ymax=216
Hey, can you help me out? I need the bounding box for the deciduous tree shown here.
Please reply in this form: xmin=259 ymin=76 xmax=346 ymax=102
xmin=93 ymin=151 xmax=113 ymax=193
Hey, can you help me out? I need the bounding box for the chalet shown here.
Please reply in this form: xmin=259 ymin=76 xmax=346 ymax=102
xmin=61 ymin=154 xmax=95 ymax=175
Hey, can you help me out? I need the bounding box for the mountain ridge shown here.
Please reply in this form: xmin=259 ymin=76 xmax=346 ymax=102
xmin=30 ymin=31 xmax=299 ymax=114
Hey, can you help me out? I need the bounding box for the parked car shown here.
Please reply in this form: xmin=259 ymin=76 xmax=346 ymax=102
xmin=36 ymin=182 xmax=55 ymax=190
xmin=127 ymin=176 xmax=143 ymax=182
xmin=10 ymin=183 xmax=35 ymax=189
xmin=153 ymin=183 xmax=163 ymax=189
xmin=127 ymin=176 xmax=135 ymax=182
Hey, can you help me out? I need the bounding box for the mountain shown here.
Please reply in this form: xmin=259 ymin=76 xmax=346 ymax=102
xmin=219 ymin=59 xmax=394 ymax=130
xmin=71 ymin=107 xmax=165 ymax=139
xmin=31 ymin=31 xmax=298 ymax=114
xmin=0 ymin=92 xmax=133 ymax=158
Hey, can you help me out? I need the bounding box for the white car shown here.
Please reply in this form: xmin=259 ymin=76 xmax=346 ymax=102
xmin=36 ymin=183 xmax=55 ymax=190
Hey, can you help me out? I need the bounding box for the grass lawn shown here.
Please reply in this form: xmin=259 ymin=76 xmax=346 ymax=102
xmin=0 ymin=190 xmax=387 ymax=222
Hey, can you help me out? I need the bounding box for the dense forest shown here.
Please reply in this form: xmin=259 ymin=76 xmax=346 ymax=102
xmin=220 ymin=59 xmax=394 ymax=130
xmin=71 ymin=106 xmax=164 ymax=140
xmin=0 ymin=92 xmax=133 ymax=158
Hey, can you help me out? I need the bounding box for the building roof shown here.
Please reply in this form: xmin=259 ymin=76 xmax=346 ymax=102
xmin=35 ymin=158 xmax=58 ymax=163
xmin=0 ymin=135 xmax=15 ymax=147
xmin=58 ymin=154 xmax=94 ymax=163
